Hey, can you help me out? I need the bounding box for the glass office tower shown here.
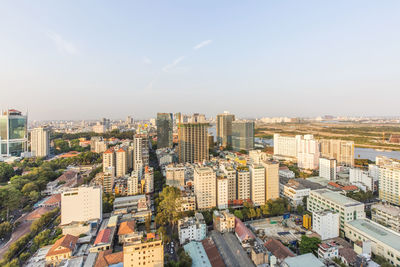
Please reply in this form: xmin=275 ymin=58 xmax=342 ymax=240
xmin=232 ymin=121 xmax=254 ymax=152
xmin=0 ymin=109 xmax=28 ymax=157
xmin=156 ymin=113 xmax=173 ymax=149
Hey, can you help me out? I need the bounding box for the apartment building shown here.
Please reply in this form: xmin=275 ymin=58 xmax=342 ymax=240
xmin=307 ymin=189 xmax=365 ymax=230
xmin=371 ymin=203 xmax=400 ymax=232
xmin=116 ymin=147 xmax=128 ymax=177
xmin=123 ymin=236 xmax=164 ymax=267
xmin=90 ymin=136 xmax=108 ymax=153
xmin=320 ymin=139 xmax=354 ymax=167
xmin=273 ymin=134 xmax=299 ymax=160
xmin=281 ymin=179 xmax=310 ymax=206
xmin=216 ymin=112 xmax=235 ymax=148
xmin=217 ymin=177 xmax=229 ymax=209
xmin=194 ymin=167 xmax=216 ymax=209
xmin=178 ymin=122 xmax=209 ymax=163
xmin=165 ymin=164 xmax=185 ymax=188
xmin=178 ymin=213 xmax=207 ymax=244
xmin=379 ymin=163 xmax=400 ymax=205
xmin=213 ymin=210 xmax=235 ymax=233
xmin=262 ymin=160 xmax=280 ymax=201
xmin=156 ymin=113 xmax=173 ymax=149
xmin=250 ymin=164 xmax=266 ymax=206
xmin=103 ymin=148 xmax=115 ymax=174
xmin=319 ymin=158 xmax=337 ymax=180
xmin=127 ymin=171 xmax=139 ymax=195
xmin=220 ymin=164 xmax=237 ymax=202
xmin=144 ymin=166 xmax=154 ymax=194
xmin=312 ymin=210 xmax=339 ymax=240
xmin=61 ymin=186 xmax=102 ymax=225
xmin=30 ymin=126 xmax=50 ymax=157
xmin=237 ymin=166 xmax=250 ymax=201
xmin=349 ymin=168 xmax=376 ymax=192
xmin=297 ymin=135 xmax=320 ymax=170
xmin=231 ymin=121 xmax=255 ymax=152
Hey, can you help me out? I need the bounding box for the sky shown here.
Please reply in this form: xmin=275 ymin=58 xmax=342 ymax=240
xmin=1 ymin=1 xmax=400 ymax=120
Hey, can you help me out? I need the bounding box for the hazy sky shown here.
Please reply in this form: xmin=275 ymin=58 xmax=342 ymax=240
xmin=1 ymin=1 xmax=400 ymax=120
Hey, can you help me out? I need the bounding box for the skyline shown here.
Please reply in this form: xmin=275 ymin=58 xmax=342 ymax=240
xmin=2 ymin=1 xmax=400 ymax=120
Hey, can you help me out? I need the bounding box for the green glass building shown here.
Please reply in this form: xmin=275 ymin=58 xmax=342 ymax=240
xmin=232 ymin=121 xmax=254 ymax=152
xmin=156 ymin=113 xmax=173 ymax=149
xmin=0 ymin=109 xmax=28 ymax=157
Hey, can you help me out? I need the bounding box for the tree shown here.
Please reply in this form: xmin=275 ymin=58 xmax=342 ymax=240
xmin=155 ymin=186 xmax=182 ymax=228
xmin=256 ymin=208 xmax=262 ymax=218
xmin=296 ymin=205 xmax=304 ymax=215
xmin=21 ymin=182 xmax=38 ymax=195
xmin=0 ymin=163 xmax=14 ymax=183
xmin=102 ymin=193 xmax=115 ymax=213
xmin=249 ymin=208 xmax=257 ymax=220
xmin=299 ymin=235 xmax=321 ymax=255
xmin=234 ymin=210 xmax=243 ymax=220
xmin=0 ymin=221 xmax=12 ymax=239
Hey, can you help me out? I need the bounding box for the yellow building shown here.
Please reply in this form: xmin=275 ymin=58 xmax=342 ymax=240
xmin=303 ymin=214 xmax=312 ymax=229
xmin=45 ymin=234 xmax=78 ymax=264
xmin=123 ymin=235 xmax=164 ymax=267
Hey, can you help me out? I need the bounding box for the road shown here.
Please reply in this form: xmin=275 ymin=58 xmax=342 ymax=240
xmin=0 ymin=213 xmax=32 ymax=259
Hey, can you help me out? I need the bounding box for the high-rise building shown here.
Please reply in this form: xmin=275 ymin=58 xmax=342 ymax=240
xmin=221 ymin=164 xmax=237 ymax=202
xmin=178 ymin=122 xmax=209 ymax=163
xmin=379 ymin=163 xmax=400 ymax=205
xmin=61 ymin=186 xmax=102 ymax=225
xmin=250 ymin=164 xmax=266 ymax=206
xmin=237 ymin=166 xmax=250 ymax=201
xmin=297 ymin=135 xmax=320 ymax=170
xmin=103 ymin=148 xmax=115 ymax=175
xmin=116 ymin=147 xmax=128 ymax=177
xmin=156 ymin=113 xmax=173 ymax=149
xmin=123 ymin=237 xmax=164 ymax=267
xmin=319 ymin=158 xmax=337 ymax=180
xmin=273 ymin=134 xmax=299 ymax=160
xmin=134 ymin=134 xmax=149 ymax=171
xmin=231 ymin=121 xmax=254 ymax=152
xmin=0 ymin=109 xmax=28 ymax=157
xmin=90 ymin=137 xmax=108 ymax=153
xmin=216 ymin=112 xmax=235 ymax=148
xmin=127 ymin=171 xmax=139 ymax=195
xmin=103 ymin=169 xmax=115 ymax=194
xmin=217 ymin=177 xmax=229 ymax=209
xmin=165 ymin=164 xmax=185 ymax=188
xmin=144 ymin=166 xmax=154 ymax=194
xmin=31 ymin=127 xmax=50 ymax=158
xmin=261 ymin=160 xmax=280 ymax=201
xmin=194 ymin=167 xmax=216 ymax=210
xmin=320 ymin=139 xmax=354 ymax=167
xmin=312 ymin=210 xmax=339 ymax=240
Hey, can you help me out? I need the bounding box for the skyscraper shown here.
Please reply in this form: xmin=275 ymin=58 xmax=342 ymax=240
xmin=134 ymin=134 xmax=149 ymax=171
xmin=216 ymin=112 xmax=235 ymax=148
xmin=231 ymin=121 xmax=254 ymax=152
xmin=156 ymin=113 xmax=173 ymax=149
xmin=0 ymin=109 xmax=28 ymax=157
xmin=178 ymin=122 xmax=209 ymax=163
xmin=31 ymin=126 xmax=50 ymax=158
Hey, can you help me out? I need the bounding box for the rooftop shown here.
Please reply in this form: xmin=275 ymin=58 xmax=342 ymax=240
xmin=372 ymin=203 xmax=400 ymax=217
xmin=46 ymin=234 xmax=78 ymax=257
xmin=311 ymin=188 xmax=363 ymax=207
xmin=346 ymin=219 xmax=400 ymax=251
xmin=283 ymin=253 xmax=324 ymax=267
xmin=184 ymin=241 xmax=212 ymax=267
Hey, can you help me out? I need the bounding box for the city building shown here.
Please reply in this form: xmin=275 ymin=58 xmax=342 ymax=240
xmin=178 ymin=122 xmax=209 ymax=163
xmin=0 ymin=109 xmax=28 ymax=157
xmin=371 ymin=203 xmax=400 ymax=232
xmin=102 ymin=170 xmax=115 ymax=194
xmin=194 ymin=167 xmax=216 ymax=209
xmin=220 ymin=164 xmax=237 ymax=202
xmin=319 ymin=158 xmax=337 ymax=180
xmin=231 ymin=121 xmax=254 ymax=151
xmin=127 ymin=171 xmax=139 ymax=195
xmin=273 ymin=134 xmax=299 ymax=160
xmin=144 ymin=166 xmax=154 ymax=194
xmin=217 ymin=177 xmax=228 ymax=209
xmin=183 ymin=241 xmax=212 ymax=267
xmin=31 ymin=126 xmax=50 ymax=157
xmin=297 ymin=134 xmax=320 ymax=170
xmin=61 ymin=186 xmax=102 ymax=225
xmin=156 ymin=113 xmax=173 ymax=149
xmin=344 ymin=219 xmax=400 ymax=266
xmin=216 ymin=112 xmax=235 ymax=148
xmin=282 ymin=253 xmax=324 ymax=267
xmin=178 ymin=213 xmax=207 ymax=244
xmin=90 ymin=136 xmax=108 ymax=153
xmin=103 ymin=148 xmax=115 ymax=174
xmin=281 ymin=179 xmax=310 ymax=206
xmin=379 ymin=163 xmax=400 ymax=205
xmin=237 ymin=166 xmax=251 ymax=201
xmin=123 ymin=234 xmax=164 ymax=267
xmin=312 ymin=210 xmax=339 ymax=240
xmin=261 ymin=160 xmax=280 ymax=201
xmin=165 ymin=164 xmax=185 ymax=188
xmin=320 ymin=139 xmax=354 ymax=167
xmin=250 ymin=164 xmax=266 ymax=206
xmin=307 ymin=189 xmax=365 ymax=230
xmin=116 ymin=147 xmax=128 ymax=177
xmin=45 ymin=234 xmax=78 ymax=265
xmin=249 ymin=150 xmax=269 ymax=165
xmin=134 ymin=134 xmax=149 ymax=170
xmin=213 ymin=210 xmax=235 ymax=233
xmin=349 ymin=168 xmax=376 ymax=192
xmin=317 ymin=242 xmax=339 ymax=260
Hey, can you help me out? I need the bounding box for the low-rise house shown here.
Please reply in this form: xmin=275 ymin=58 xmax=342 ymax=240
xmin=339 ymin=247 xmax=358 ymax=266
xmin=45 ymin=234 xmax=79 ymax=265
xmin=317 ymin=241 xmax=339 ymax=260
xmin=201 ymin=238 xmax=226 ymax=267
xmin=178 ymin=213 xmax=207 ymax=244
xmin=264 ymin=239 xmax=294 ymax=262
xmin=117 ymin=220 xmax=136 ymax=244
xmin=89 ymin=227 xmax=115 ymax=253
xmin=282 ymin=253 xmax=324 ymax=267
xmin=251 ymin=244 xmax=268 ymax=266
xmin=213 ymin=210 xmax=235 ymax=233
xmin=281 ymin=179 xmax=310 ymax=206
xmin=235 ymin=217 xmax=255 ymax=245
xmin=94 ymin=250 xmax=123 ymax=267
xmin=183 ymin=241 xmax=212 ymax=267
xmin=39 ymin=193 xmax=61 ymax=208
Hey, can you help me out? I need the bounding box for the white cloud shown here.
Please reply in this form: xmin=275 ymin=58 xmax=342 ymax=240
xmin=193 ymin=40 xmax=212 ymax=50
xmin=162 ymin=56 xmax=185 ymax=72
xmin=143 ymin=56 xmax=152 ymax=65
xmin=46 ymin=31 xmax=77 ymax=55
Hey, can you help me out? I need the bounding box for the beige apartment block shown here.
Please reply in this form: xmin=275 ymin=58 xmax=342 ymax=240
xmin=123 ymin=238 xmax=164 ymax=267
xmin=194 ymin=167 xmax=216 ymax=209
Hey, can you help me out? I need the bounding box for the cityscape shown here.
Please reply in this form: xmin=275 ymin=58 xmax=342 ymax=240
xmin=2 ymin=1 xmax=400 ymax=267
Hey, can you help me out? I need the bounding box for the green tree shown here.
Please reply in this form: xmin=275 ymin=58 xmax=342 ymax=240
xmin=0 ymin=162 xmax=15 ymax=183
xmin=249 ymin=208 xmax=257 ymax=220
xmin=299 ymin=235 xmax=321 ymax=255
xmin=234 ymin=210 xmax=243 ymax=220
xmin=0 ymin=221 xmax=12 ymax=239
xmin=296 ymin=205 xmax=304 ymax=215
xmin=155 ymin=186 xmax=182 ymax=228
xmin=21 ymin=182 xmax=38 ymax=195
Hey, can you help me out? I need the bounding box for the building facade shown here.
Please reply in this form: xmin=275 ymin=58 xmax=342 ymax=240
xmin=178 ymin=122 xmax=209 ymax=163
xmin=0 ymin=109 xmax=28 ymax=157
xmin=320 ymin=139 xmax=354 ymax=167
xmin=262 ymin=160 xmax=280 ymax=201
xmin=165 ymin=164 xmax=185 ymax=188
xmin=156 ymin=113 xmax=173 ymax=149
xmin=231 ymin=121 xmax=254 ymax=152
xmin=123 ymin=238 xmax=164 ymax=267
xmin=319 ymin=158 xmax=337 ymax=180
xmin=371 ymin=203 xmax=400 ymax=232
xmin=297 ymin=134 xmax=320 ymax=170
xmin=312 ymin=210 xmax=339 ymax=240
xmin=194 ymin=167 xmax=216 ymax=209
xmin=217 ymin=177 xmax=229 ymax=209
xmin=237 ymin=166 xmax=250 ymax=201
xmin=216 ymin=112 xmax=235 ymax=148
xmin=250 ymin=164 xmax=266 ymax=206
xmin=178 ymin=213 xmax=207 ymax=244
xmin=31 ymin=126 xmax=50 ymax=157
xmin=379 ymin=163 xmax=400 ymax=205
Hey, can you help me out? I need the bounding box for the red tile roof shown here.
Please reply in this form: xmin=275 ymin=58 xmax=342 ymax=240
xmin=342 ymin=185 xmax=358 ymax=191
xmin=94 ymin=228 xmax=112 ymax=245
xmin=264 ymin=239 xmax=295 ymax=260
xmin=234 ymin=217 xmax=255 ymax=242
xmin=201 ymin=238 xmax=226 ymax=267
xmin=26 ymin=207 xmax=54 ymax=221
xmin=42 ymin=194 xmax=61 ymax=206
xmin=328 ymin=182 xmax=341 ymax=188
xmin=104 ymin=149 xmax=114 ymax=154
xmin=46 ymin=234 xmax=78 ymax=257
xmin=56 ymin=171 xmax=78 ymax=183
xmin=95 ymin=250 xmax=123 ymax=267
xmin=117 ymin=220 xmax=135 ymax=235
xmin=116 ymin=148 xmax=125 ymax=153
